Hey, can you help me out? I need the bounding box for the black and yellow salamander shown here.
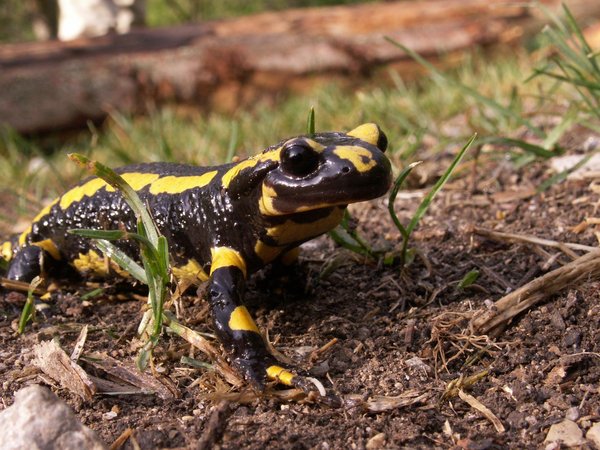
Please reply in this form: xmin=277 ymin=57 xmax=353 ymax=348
xmin=1 ymin=123 xmax=392 ymax=394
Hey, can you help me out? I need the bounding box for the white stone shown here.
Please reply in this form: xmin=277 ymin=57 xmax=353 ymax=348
xmin=0 ymin=385 xmax=106 ymax=450
xmin=544 ymin=419 xmax=585 ymax=447
xmin=586 ymin=422 xmax=600 ymax=449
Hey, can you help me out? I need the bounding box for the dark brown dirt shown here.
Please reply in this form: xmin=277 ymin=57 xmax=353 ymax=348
xmin=1 ymin=136 xmax=600 ymax=449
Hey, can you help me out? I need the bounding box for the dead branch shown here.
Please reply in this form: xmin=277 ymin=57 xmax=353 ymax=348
xmin=471 ymin=249 xmax=600 ymax=336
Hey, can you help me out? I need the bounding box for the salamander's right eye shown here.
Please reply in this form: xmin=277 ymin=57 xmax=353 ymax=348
xmin=280 ymin=142 xmax=319 ymax=177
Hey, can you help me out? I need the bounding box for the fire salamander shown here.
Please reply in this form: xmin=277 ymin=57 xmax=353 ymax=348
xmin=2 ymin=123 xmax=391 ymax=396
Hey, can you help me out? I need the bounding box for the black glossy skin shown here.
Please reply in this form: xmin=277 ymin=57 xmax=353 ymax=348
xmin=3 ymin=124 xmax=392 ymax=398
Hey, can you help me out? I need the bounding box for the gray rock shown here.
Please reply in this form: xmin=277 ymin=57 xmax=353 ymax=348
xmin=0 ymin=385 xmax=106 ymax=450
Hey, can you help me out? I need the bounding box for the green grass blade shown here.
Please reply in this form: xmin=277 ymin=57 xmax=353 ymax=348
xmin=18 ymin=276 xmax=42 ymax=333
xmin=542 ymin=108 xmax=577 ymax=150
xmin=562 ymin=4 xmax=600 ymax=74
xmin=458 ymin=269 xmax=480 ymax=289
xmin=388 ymin=161 xmax=422 ymax=241
xmin=480 ymin=137 xmax=557 ymax=158
xmin=537 ymin=149 xmax=599 ymax=193
xmin=93 ymin=239 xmax=148 ymax=284
xmin=306 ymin=106 xmax=315 ymax=136
xmin=328 ymin=227 xmax=371 ymax=256
xmin=401 ymin=135 xmax=476 ymax=259
xmin=68 ymin=229 xmax=127 ymax=240
xmin=225 ymin=121 xmax=239 ymax=163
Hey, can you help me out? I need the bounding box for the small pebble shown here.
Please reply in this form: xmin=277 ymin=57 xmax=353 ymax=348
xmin=565 ymin=407 xmax=579 ymax=422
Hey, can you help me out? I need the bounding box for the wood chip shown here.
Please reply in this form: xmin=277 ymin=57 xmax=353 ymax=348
xmin=32 ymin=340 xmax=96 ymax=401
xmin=70 ymin=325 xmax=88 ymax=361
xmin=82 ymin=352 xmax=178 ymax=400
xmin=365 ymin=390 xmax=431 ymax=413
xmin=458 ymin=389 xmax=505 ymax=433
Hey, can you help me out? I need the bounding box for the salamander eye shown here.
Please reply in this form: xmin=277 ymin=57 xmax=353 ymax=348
xmin=280 ymin=142 xmax=319 ymax=177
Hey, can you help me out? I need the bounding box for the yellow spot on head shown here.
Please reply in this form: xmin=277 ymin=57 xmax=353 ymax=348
xmin=105 ymin=172 xmax=160 ymax=192
xmin=333 ymin=147 xmax=377 ymax=173
xmin=172 ymin=259 xmax=209 ymax=283
xmin=210 ymin=247 xmax=247 ymax=278
xmin=266 ymin=365 xmax=295 ymax=386
xmin=347 ymin=123 xmax=382 ymax=147
xmin=228 ymin=306 xmax=260 ymax=333
xmin=149 ymin=171 xmax=217 ymax=195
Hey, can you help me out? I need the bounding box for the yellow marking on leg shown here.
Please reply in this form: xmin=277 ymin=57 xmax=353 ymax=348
xmin=72 ymin=249 xmax=130 ymax=278
xmin=32 ymin=239 xmax=61 ymax=260
xmin=266 ymin=207 xmax=345 ymax=245
xmin=333 ymin=146 xmax=377 ymax=173
xmin=347 ymin=123 xmax=381 ymax=146
xmin=210 ymin=247 xmax=247 ymax=278
xmin=59 ymin=178 xmax=107 ymax=210
xmin=149 ymin=171 xmax=217 ymax=195
xmin=254 ymin=240 xmax=284 ymax=264
xmin=228 ymin=306 xmax=260 ymax=333
xmin=280 ymin=247 xmax=300 ymax=266
xmin=172 ymin=259 xmax=209 ymax=283
xmin=105 ymin=172 xmax=160 ymax=192
xmin=1 ymin=241 xmax=12 ymax=261
xmin=266 ymin=365 xmax=295 ymax=386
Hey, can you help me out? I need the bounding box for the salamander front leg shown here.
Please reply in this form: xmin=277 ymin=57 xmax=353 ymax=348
xmin=207 ymin=247 xmax=300 ymax=390
xmin=6 ymin=245 xmax=44 ymax=282
xmin=207 ymin=247 xmax=340 ymax=405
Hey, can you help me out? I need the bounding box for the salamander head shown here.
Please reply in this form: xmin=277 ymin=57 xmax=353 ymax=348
xmin=259 ymin=123 xmax=392 ymax=216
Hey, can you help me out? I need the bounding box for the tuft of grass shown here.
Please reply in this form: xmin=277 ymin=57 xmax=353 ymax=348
xmin=529 ymin=4 xmax=600 ymax=120
xmin=68 ymin=153 xmax=170 ymax=370
xmin=389 ymin=135 xmax=477 ymax=264
xmin=17 ymin=276 xmax=43 ymax=333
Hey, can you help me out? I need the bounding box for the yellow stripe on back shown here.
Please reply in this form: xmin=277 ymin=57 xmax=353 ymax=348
xmin=221 ymin=159 xmax=259 ymax=189
xmin=228 ymin=306 xmax=260 ymax=333
xmin=210 ymin=246 xmax=247 ymax=278
xmin=105 ymin=172 xmax=160 ymax=192
xmin=149 ymin=171 xmax=217 ymax=195
xmin=59 ymin=178 xmax=107 ymax=210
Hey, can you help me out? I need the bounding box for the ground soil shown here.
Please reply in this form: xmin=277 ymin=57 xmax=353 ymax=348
xmin=1 ymin=132 xmax=599 ymax=449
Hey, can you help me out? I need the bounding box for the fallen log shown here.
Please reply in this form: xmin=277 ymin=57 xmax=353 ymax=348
xmin=0 ymin=0 xmax=598 ymax=134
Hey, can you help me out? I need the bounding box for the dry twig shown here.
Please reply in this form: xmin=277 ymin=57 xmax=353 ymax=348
xmin=471 ymin=249 xmax=600 ymax=336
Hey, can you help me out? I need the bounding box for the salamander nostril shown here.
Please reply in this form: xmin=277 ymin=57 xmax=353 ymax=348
xmin=341 ymin=166 xmax=351 ymax=174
